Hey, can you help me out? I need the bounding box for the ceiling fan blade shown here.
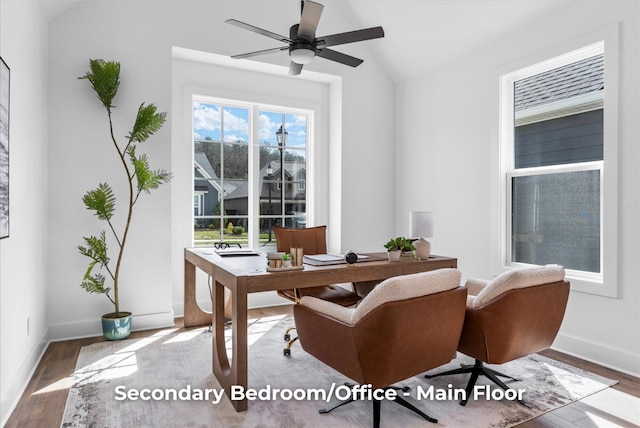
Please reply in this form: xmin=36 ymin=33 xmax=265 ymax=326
xmin=297 ymin=0 xmax=324 ymax=40
xmin=231 ymin=46 xmax=289 ymax=60
xmin=316 ymin=26 xmax=384 ymax=48
xmin=316 ymin=48 xmax=363 ymax=67
xmin=289 ymin=61 xmax=304 ymax=76
xmin=225 ymin=19 xmax=291 ymax=43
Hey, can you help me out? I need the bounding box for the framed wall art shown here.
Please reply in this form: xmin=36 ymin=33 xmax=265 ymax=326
xmin=0 ymin=56 xmax=9 ymax=239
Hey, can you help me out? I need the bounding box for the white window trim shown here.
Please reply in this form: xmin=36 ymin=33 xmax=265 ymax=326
xmin=191 ymin=95 xmax=315 ymax=249
xmin=495 ymin=25 xmax=619 ymax=298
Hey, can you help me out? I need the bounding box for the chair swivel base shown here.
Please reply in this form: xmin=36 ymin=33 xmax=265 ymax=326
xmin=283 ymin=337 xmax=298 ymax=356
xmin=283 ymin=326 xmax=296 ymax=342
xmin=283 ymin=327 xmax=298 ymax=356
xmin=424 ymin=359 xmax=532 ymax=408
xmin=319 ymin=382 xmax=437 ymax=428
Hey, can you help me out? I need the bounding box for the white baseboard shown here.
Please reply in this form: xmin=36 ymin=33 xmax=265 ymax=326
xmin=1 ymin=327 xmax=49 ymax=427
xmin=48 ymin=310 xmax=175 ymax=342
xmin=552 ymin=332 xmax=640 ymax=378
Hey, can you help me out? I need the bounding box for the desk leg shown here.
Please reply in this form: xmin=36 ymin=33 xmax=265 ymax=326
xmin=184 ymin=258 xmax=213 ymax=327
xmin=212 ymin=278 xmax=249 ymax=412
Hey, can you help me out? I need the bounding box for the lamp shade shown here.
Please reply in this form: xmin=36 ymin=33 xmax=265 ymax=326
xmin=409 ymin=211 xmax=434 ymax=239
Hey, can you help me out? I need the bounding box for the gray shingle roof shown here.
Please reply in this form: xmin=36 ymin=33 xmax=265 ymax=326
xmin=194 ymin=151 xmax=217 ymax=179
xmin=515 ymin=54 xmax=604 ymax=112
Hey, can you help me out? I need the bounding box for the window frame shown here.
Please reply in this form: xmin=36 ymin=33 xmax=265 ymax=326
xmin=497 ymin=27 xmax=619 ymax=298
xmin=192 ymin=95 xmax=314 ymax=249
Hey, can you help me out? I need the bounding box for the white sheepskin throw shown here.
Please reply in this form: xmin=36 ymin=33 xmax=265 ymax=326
xmin=300 ymin=268 xmax=461 ymax=325
xmin=471 ymin=265 xmax=565 ymax=308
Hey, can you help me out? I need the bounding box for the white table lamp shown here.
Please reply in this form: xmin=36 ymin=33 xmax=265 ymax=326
xmin=410 ymin=211 xmax=434 ymax=260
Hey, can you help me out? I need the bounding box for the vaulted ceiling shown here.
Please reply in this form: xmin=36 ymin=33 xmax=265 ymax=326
xmin=36 ymin=0 xmax=566 ymax=82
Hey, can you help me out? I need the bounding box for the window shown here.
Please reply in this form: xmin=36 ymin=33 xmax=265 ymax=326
xmin=192 ymin=97 xmax=310 ymax=248
xmin=499 ymin=39 xmax=618 ymax=294
xmin=194 ymin=193 xmax=205 ymax=217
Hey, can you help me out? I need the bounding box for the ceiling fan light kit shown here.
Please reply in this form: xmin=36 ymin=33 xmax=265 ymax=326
xmin=289 ymin=44 xmax=316 ymax=64
xmin=226 ymin=0 xmax=384 ymax=75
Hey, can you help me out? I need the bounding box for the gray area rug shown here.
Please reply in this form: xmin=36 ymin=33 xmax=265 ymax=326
xmin=61 ymin=315 xmax=616 ymax=427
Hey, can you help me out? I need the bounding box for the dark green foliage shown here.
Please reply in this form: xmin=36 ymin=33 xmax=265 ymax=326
xmin=384 ymin=236 xmax=416 ymax=252
xmin=128 ymin=146 xmax=172 ymax=196
xmin=83 ymin=183 xmax=116 ymax=221
xmin=78 ymin=231 xmax=110 ymax=274
xmin=79 ymin=59 xmax=120 ymax=111
xmin=78 ymin=231 xmax=115 ymax=304
xmin=127 ymin=103 xmax=166 ymax=143
xmin=78 ymin=59 xmax=172 ymax=315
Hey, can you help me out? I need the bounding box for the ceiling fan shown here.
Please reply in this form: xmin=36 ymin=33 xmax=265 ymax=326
xmin=226 ymin=0 xmax=384 ymax=76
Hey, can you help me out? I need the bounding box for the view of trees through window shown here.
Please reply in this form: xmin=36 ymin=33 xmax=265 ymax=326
xmin=193 ymin=99 xmax=308 ymax=247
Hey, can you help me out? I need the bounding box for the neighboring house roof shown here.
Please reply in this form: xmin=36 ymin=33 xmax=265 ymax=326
xmin=225 ymin=161 xmax=306 ymax=201
xmin=515 ymin=53 xmax=604 ymax=112
xmin=194 ymin=151 xmax=238 ymax=196
xmin=194 ymin=151 xmax=216 ymax=179
xmin=513 ymin=53 xmax=604 ymax=126
xmin=194 ymin=152 xmax=305 ymax=202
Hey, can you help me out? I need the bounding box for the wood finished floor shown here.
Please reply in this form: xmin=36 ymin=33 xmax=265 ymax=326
xmin=5 ymin=304 xmax=640 ymax=428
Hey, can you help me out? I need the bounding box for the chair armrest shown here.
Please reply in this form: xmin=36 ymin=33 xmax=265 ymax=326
xmin=299 ymin=296 xmax=355 ymax=325
xmin=465 ymin=278 xmax=490 ymax=296
xmin=466 ymin=295 xmax=477 ymax=308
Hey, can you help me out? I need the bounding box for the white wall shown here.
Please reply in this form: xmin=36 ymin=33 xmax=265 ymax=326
xmin=45 ymin=0 xmax=395 ymax=337
xmin=0 ymin=1 xmax=50 ymax=423
xmin=397 ymin=0 xmax=640 ymax=375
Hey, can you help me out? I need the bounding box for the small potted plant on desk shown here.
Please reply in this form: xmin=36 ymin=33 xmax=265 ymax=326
xmin=282 ymin=253 xmax=292 ymax=268
xmin=384 ymin=237 xmax=416 ymax=261
xmin=77 ymin=59 xmax=172 ymax=340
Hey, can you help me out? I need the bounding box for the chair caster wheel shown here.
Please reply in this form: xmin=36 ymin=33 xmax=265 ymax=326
xmin=284 ymin=334 xmax=291 ymax=341
xmin=283 ymin=348 xmax=291 ymax=356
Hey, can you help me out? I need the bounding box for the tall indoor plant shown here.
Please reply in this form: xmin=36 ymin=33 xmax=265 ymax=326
xmin=77 ymin=59 xmax=171 ymax=340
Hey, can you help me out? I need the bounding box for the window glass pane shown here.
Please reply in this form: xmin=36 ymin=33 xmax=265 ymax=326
xmin=512 ymin=170 xmax=600 ymax=272
xmin=258 ymin=110 xmax=308 ymax=248
xmin=193 ymin=102 xmax=249 ymax=246
xmin=259 ymin=110 xmax=283 ymax=147
xmin=284 ymin=148 xmax=306 ymax=228
xmin=193 ymin=99 xmax=309 ymax=248
xmin=223 ymin=106 xmax=249 ymax=144
xmin=222 ymin=217 xmax=248 ymax=247
xmin=514 ymin=110 xmax=603 ymax=168
xmin=194 ymin=135 xmax=222 ymax=245
xmin=513 ymin=54 xmax=604 ymax=169
xmin=193 ymin=102 xmax=221 ymax=141
xmin=284 ymin=113 xmax=307 ymax=151
xmin=222 ymin=142 xmax=248 ymax=221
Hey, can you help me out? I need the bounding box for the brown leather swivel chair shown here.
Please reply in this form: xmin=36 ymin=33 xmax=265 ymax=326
xmin=294 ymin=269 xmax=467 ymax=427
xmin=425 ymin=265 xmax=570 ymax=408
xmin=273 ymin=226 xmax=361 ymax=355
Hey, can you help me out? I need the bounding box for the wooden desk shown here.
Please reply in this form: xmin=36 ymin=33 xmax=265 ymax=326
xmin=183 ymin=248 xmax=457 ymax=412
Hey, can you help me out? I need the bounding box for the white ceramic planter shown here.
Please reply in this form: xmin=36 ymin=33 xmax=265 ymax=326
xmin=387 ymin=250 xmax=402 ymax=261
